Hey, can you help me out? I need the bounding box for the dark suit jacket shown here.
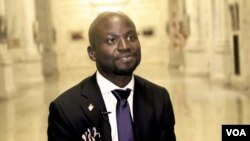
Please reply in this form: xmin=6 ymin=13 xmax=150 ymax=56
xmin=48 ymin=74 xmax=176 ymax=141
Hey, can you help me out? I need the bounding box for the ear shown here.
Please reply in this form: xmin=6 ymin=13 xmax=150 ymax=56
xmin=87 ymin=46 xmax=96 ymax=61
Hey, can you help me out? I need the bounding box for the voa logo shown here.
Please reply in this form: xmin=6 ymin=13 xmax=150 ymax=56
xmin=226 ymin=129 xmax=246 ymax=136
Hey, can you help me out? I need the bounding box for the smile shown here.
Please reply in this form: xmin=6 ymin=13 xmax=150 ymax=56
xmin=118 ymin=56 xmax=133 ymax=62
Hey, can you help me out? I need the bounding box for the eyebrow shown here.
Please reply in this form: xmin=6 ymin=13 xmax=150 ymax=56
xmin=105 ymin=29 xmax=137 ymax=37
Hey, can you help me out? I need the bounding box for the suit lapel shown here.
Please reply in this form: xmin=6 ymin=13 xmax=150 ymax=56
xmin=133 ymin=76 xmax=154 ymax=141
xmin=79 ymin=74 xmax=112 ymax=141
xmin=78 ymin=75 xmax=154 ymax=141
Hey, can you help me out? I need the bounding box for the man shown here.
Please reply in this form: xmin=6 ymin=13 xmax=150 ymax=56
xmin=48 ymin=11 xmax=176 ymax=141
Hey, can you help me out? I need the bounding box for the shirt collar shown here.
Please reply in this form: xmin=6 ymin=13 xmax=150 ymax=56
xmin=96 ymin=71 xmax=134 ymax=95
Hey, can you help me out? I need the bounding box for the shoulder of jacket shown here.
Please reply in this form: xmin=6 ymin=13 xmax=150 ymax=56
xmin=134 ymin=75 xmax=165 ymax=90
xmin=52 ymin=75 xmax=95 ymax=103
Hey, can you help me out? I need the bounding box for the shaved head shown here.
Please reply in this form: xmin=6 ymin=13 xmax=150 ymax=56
xmin=86 ymin=11 xmax=141 ymax=82
xmin=88 ymin=11 xmax=136 ymax=47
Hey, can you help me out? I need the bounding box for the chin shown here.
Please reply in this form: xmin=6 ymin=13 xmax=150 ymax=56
xmin=114 ymin=70 xmax=133 ymax=76
xmin=114 ymin=65 xmax=139 ymax=76
xmin=114 ymin=60 xmax=140 ymax=76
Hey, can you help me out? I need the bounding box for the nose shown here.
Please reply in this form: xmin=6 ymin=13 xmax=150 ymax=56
xmin=117 ymin=38 xmax=129 ymax=51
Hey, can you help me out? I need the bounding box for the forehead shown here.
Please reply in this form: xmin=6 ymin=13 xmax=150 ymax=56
xmin=95 ymin=14 xmax=136 ymax=35
xmin=88 ymin=12 xmax=137 ymax=45
xmin=104 ymin=15 xmax=135 ymax=28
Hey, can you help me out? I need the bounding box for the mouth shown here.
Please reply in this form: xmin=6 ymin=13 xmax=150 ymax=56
xmin=119 ymin=56 xmax=133 ymax=62
xmin=117 ymin=54 xmax=135 ymax=62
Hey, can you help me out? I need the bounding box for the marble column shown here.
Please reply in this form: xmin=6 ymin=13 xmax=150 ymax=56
xmin=168 ymin=0 xmax=185 ymax=69
xmin=0 ymin=44 xmax=16 ymax=98
xmin=0 ymin=100 xmax=15 ymax=141
xmin=5 ymin=0 xmax=44 ymax=88
xmin=184 ymin=0 xmax=208 ymax=75
xmin=209 ymin=0 xmax=231 ymax=83
xmin=196 ymin=0 xmax=212 ymax=75
xmin=35 ymin=0 xmax=59 ymax=77
xmin=199 ymin=0 xmax=212 ymax=55
xmin=0 ymin=0 xmax=16 ymax=98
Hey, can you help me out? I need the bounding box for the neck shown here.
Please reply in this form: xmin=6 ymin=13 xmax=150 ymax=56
xmin=98 ymin=71 xmax=133 ymax=88
xmin=111 ymin=75 xmax=132 ymax=88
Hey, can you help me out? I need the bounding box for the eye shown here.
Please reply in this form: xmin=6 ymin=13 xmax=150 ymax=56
xmin=127 ymin=34 xmax=138 ymax=41
xmin=107 ymin=38 xmax=116 ymax=44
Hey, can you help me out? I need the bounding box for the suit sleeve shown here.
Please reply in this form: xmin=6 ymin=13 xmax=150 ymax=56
xmin=47 ymin=102 xmax=76 ymax=141
xmin=160 ymin=88 xmax=176 ymax=141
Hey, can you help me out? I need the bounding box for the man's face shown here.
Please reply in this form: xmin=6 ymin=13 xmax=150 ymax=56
xmin=90 ymin=15 xmax=141 ymax=76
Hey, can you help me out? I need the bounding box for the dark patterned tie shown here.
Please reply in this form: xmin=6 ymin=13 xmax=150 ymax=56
xmin=112 ymin=89 xmax=134 ymax=141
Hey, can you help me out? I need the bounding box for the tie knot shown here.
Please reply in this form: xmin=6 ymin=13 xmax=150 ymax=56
xmin=112 ymin=88 xmax=131 ymax=100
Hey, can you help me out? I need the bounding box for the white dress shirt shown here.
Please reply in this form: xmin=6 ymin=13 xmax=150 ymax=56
xmin=96 ymin=71 xmax=134 ymax=141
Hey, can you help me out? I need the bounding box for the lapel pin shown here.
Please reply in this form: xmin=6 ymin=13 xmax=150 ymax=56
xmin=88 ymin=104 xmax=94 ymax=111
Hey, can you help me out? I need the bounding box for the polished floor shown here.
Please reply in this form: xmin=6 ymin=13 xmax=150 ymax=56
xmin=0 ymin=62 xmax=250 ymax=141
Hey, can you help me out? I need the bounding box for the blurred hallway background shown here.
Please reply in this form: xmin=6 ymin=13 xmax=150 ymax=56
xmin=0 ymin=0 xmax=250 ymax=141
